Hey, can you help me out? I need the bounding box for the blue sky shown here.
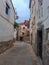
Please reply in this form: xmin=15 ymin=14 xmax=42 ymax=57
xmin=12 ymin=0 xmax=30 ymax=23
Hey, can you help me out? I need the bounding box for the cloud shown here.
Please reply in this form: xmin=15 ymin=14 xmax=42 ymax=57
xmin=12 ymin=0 xmax=30 ymax=22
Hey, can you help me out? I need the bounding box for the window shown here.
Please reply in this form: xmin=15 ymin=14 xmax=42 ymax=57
xmin=38 ymin=0 xmax=43 ymax=6
xmin=23 ymin=27 xmax=25 ymax=29
xmin=22 ymin=32 xmax=24 ymax=35
xmin=46 ymin=28 xmax=49 ymax=40
xmin=37 ymin=7 xmax=43 ymax=19
xmin=47 ymin=6 xmax=49 ymax=14
xmin=40 ymin=7 xmax=43 ymax=18
xmin=6 ymin=3 xmax=10 ymax=16
xmin=37 ymin=10 xmax=38 ymax=19
xmin=32 ymin=16 xmax=35 ymax=25
xmin=37 ymin=9 xmax=40 ymax=19
xmin=48 ymin=33 xmax=49 ymax=40
xmin=32 ymin=6 xmax=33 ymax=14
xmin=39 ymin=9 xmax=40 ymax=18
xmin=34 ymin=1 xmax=35 ymax=5
xmin=41 ymin=7 xmax=43 ymax=17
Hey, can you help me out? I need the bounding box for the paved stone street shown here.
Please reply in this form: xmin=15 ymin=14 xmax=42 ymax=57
xmin=0 ymin=41 xmax=42 ymax=65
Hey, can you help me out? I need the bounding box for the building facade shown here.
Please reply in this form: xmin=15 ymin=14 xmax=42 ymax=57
xmin=29 ymin=0 xmax=36 ymax=51
xmin=0 ymin=0 xmax=15 ymax=43
xmin=29 ymin=0 xmax=49 ymax=65
xmin=36 ymin=0 xmax=49 ymax=64
xmin=18 ymin=20 xmax=30 ymax=41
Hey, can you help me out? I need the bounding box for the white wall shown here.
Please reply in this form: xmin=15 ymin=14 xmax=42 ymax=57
xmin=36 ymin=0 xmax=49 ymax=29
xmin=0 ymin=0 xmax=15 ymax=24
xmin=43 ymin=0 xmax=49 ymax=29
xmin=0 ymin=0 xmax=15 ymax=42
xmin=0 ymin=16 xmax=14 ymax=41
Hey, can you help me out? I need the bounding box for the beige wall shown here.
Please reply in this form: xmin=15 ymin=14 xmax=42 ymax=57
xmin=30 ymin=0 xmax=36 ymax=45
xmin=18 ymin=25 xmax=29 ymax=37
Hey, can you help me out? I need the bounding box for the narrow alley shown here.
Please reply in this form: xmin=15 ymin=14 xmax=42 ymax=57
xmin=0 ymin=0 xmax=49 ymax=65
xmin=0 ymin=41 xmax=42 ymax=65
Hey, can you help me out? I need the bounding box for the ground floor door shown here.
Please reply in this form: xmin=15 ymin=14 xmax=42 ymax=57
xmin=37 ymin=29 xmax=42 ymax=59
xmin=20 ymin=37 xmax=23 ymax=41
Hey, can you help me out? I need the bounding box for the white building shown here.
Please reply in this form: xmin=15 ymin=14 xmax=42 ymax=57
xmin=0 ymin=0 xmax=15 ymax=43
xmin=36 ymin=0 xmax=49 ymax=64
xmin=29 ymin=0 xmax=49 ymax=64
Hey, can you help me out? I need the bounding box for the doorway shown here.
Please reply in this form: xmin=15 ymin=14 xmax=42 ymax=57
xmin=20 ymin=37 xmax=23 ymax=41
xmin=37 ymin=29 xmax=42 ymax=59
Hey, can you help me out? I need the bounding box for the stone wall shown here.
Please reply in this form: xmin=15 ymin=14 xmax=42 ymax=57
xmin=42 ymin=28 xmax=49 ymax=65
xmin=43 ymin=40 xmax=49 ymax=65
xmin=0 ymin=40 xmax=13 ymax=54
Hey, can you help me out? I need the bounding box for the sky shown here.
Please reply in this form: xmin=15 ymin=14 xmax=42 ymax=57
xmin=12 ymin=0 xmax=30 ymax=23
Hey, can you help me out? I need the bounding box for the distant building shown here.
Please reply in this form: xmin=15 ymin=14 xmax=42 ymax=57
xmin=17 ymin=20 xmax=30 ymax=41
xmin=24 ymin=20 xmax=30 ymax=29
xmin=0 ymin=0 xmax=15 ymax=45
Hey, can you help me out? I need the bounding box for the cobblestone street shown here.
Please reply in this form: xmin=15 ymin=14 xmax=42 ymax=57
xmin=0 ymin=41 xmax=42 ymax=65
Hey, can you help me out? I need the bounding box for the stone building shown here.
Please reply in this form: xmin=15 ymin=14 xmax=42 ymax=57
xmin=18 ymin=20 xmax=30 ymax=41
xmin=36 ymin=0 xmax=49 ymax=65
xmin=0 ymin=0 xmax=15 ymax=49
xmin=29 ymin=0 xmax=49 ymax=65
xmin=29 ymin=0 xmax=36 ymax=46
